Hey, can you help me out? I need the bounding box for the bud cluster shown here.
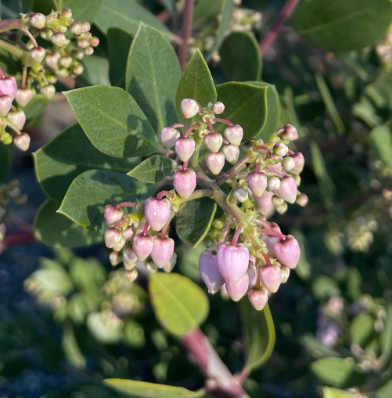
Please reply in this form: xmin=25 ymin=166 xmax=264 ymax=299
xmin=104 ymin=98 xmax=308 ymax=311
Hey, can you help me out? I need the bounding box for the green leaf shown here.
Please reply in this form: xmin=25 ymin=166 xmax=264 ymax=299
xmin=79 ymin=46 xmax=110 ymax=87
xmin=0 ymin=47 xmax=22 ymax=85
xmin=248 ymin=81 xmax=280 ymax=141
xmin=323 ymin=387 xmax=354 ymax=398
xmin=126 ymin=23 xmax=180 ymax=134
xmin=149 ymin=272 xmax=209 ymax=336
xmin=64 ymin=86 xmax=159 ymax=158
xmin=176 ymin=198 xmax=217 ymax=248
xmin=35 ymin=199 xmax=103 ymax=248
xmin=127 ymin=155 xmax=177 ymax=183
xmin=58 ymin=169 xmax=149 ymax=233
xmin=31 ymin=0 xmax=56 ymax=14
xmin=215 ymin=82 xmax=268 ymax=140
xmin=0 ymin=142 xmax=11 ymax=183
xmin=175 ymin=50 xmax=217 ymax=125
xmin=206 ymin=0 xmax=234 ymax=59
xmin=34 ymin=124 xmax=138 ymax=202
xmin=193 ymin=0 xmax=223 ymax=27
xmin=380 ymin=303 xmax=392 ymax=362
xmin=57 ymin=0 xmax=103 ymax=22
xmin=240 ymin=301 xmax=275 ymax=372
xmin=350 ymin=314 xmax=374 ymax=347
xmin=104 ymin=379 xmax=204 ymax=398
xmin=95 ymin=0 xmax=170 ymax=36
xmin=30 ymin=265 xmax=73 ymax=294
xmin=370 ymin=125 xmax=392 ymax=169
xmin=87 ymin=312 xmax=123 ymax=344
xmin=312 ymin=276 xmax=341 ymax=301
xmin=377 ymin=378 xmax=392 ymax=398
xmin=219 ymin=32 xmax=261 ymax=82
xmin=62 ymin=322 xmax=86 ymax=369
xmin=289 ymin=0 xmax=392 ymax=52
xmin=310 ymin=358 xmax=356 ymax=388
xmin=108 ymin=28 xmax=133 ymax=87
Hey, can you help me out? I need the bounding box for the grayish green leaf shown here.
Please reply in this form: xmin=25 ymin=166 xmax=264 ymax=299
xmin=310 ymin=358 xmax=356 ymax=388
xmin=350 ymin=314 xmax=374 ymax=347
xmin=57 ymin=0 xmax=103 ymax=22
xmin=79 ymin=46 xmax=110 ymax=87
xmin=127 ymin=155 xmax=177 ymax=183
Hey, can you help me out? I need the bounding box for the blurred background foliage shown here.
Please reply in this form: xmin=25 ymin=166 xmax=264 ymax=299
xmin=1 ymin=0 xmax=392 ymax=397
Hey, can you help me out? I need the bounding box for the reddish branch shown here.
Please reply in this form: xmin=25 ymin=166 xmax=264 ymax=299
xmin=178 ymin=0 xmax=195 ymax=71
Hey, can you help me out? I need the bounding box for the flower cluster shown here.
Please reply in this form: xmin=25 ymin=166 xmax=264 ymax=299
xmin=104 ymin=98 xmax=307 ymax=311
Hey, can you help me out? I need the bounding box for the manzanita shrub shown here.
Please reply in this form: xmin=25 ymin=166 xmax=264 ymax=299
xmin=2 ymin=0 xmax=392 ymax=397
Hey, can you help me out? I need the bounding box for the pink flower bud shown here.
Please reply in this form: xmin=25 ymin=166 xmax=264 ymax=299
xmin=30 ymin=13 xmax=46 ymax=29
xmin=84 ymin=47 xmax=94 ymax=56
xmin=0 ymin=95 xmax=12 ymax=116
xmin=51 ymin=32 xmax=67 ymax=47
xmin=213 ymin=101 xmax=225 ymax=114
xmin=247 ymin=265 xmax=257 ymax=288
xmin=144 ymin=197 xmax=170 ymax=231
xmin=282 ymin=124 xmax=298 ymax=141
xmin=104 ymin=204 xmax=123 ymax=227
xmin=281 ymin=266 xmax=290 ymax=283
xmin=255 ymin=192 xmax=274 ymax=218
xmin=273 ymin=142 xmax=288 ymax=157
xmin=173 ymin=170 xmax=196 ymax=199
xmin=109 ymin=251 xmax=122 ymax=266
xmin=248 ymin=288 xmax=268 ymax=311
xmin=199 ymin=250 xmax=225 ymax=294
xmin=260 ymin=234 xmax=278 ymax=256
xmin=132 ymin=233 xmax=153 ymax=260
xmin=181 ymin=98 xmax=199 ymax=119
xmin=0 ymin=77 xmax=17 ymax=99
xmin=204 ymin=133 xmax=223 ymax=153
xmin=224 ymin=124 xmax=243 ymax=146
xmin=78 ymin=38 xmax=90 ymax=49
xmin=8 ymin=110 xmax=26 ymax=130
xmin=163 ymin=252 xmax=177 ymax=273
xmin=105 ymin=228 xmax=125 ymax=251
xmin=124 ymin=269 xmax=138 ymax=282
xmin=282 ymin=157 xmax=295 ymax=171
xmin=223 ymin=144 xmax=240 ymax=164
xmin=292 ymin=152 xmax=304 ymax=173
xmin=267 ymin=155 xmax=283 ymax=173
xmin=122 ymin=227 xmax=134 ymax=242
xmin=151 ymin=236 xmax=175 ymax=268
xmin=274 ymin=235 xmax=300 ymax=269
xmin=70 ymin=21 xmax=83 ymax=35
xmin=90 ymin=37 xmax=100 ymax=47
xmin=46 ymin=52 xmax=61 ymax=69
xmin=123 ymin=246 xmax=138 ymax=269
xmin=296 ymin=193 xmax=308 ymax=207
xmin=82 ymin=22 xmax=91 ymax=32
xmin=15 ymin=88 xmax=34 ymax=107
xmin=206 ymin=152 xmax=225 ymax=175
xmin=277 ymin=176 xmax=297 ymax=204
xmin=61 ymin=8 xmax=72 ymax=18
xmin=234 ymin=187 xmax=248 ymax=203
xmin=217 ymin=242 xmax=249 ymax=284
xmin=259 ymin=264 xmax=282 ymax=293
xmin=226 ymin=273 xmax=249 ymax=301
xmin=30 ymin=47 xmax=46 ymax=63
xmin=267 ymin=176 xmax=281 ymax=191
xmin=247 ymin=172 xmax=267 ymax=198
xmin=175 ymin=137 xmax=195 ymax=162
xmin=41 ymin=84 xmax=55 ymax=99
xmin=161 ymin=126 xmax=180 ymax=148
xmin=13 ymin=133 xmax=30 ymax=151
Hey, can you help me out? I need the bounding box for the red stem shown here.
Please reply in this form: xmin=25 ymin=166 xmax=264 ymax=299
xmin=206 ymin=118 xmax=214 ymax=133
xmin=142 ymin=222 xmax=149 ymax=235
xmin=171 ymin=123 xmax=188 ymax=129
xmin=156 ymin=190 xmax=173 ymax=200
xmin=184 ymin=123 xmax=199 ymax=137
xmin=178 ymin=0 xmax=195 ymax=71
xmin=259 ymin=0 xmax=301 ymax=53
xmin=257 ymin=227 xmax=285 ymax=240
xmin=261 ymin=251 xmax=272 ymax=265
xmin=2 ymin=231 xmax=36 ymax=248
xmin=254 ymin=145 xmax=272 ymax=157
xmin=182 ymin=161 xmax=188 ymax=171
xmin=214 ymin=118 xmax=233 ymax=127
xmin=116 ymin=202 xmax=136 ymax=209
xmin=231 ymin=225 xmax=243 ymax=245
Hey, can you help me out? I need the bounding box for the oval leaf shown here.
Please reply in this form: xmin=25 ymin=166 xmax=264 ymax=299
xmin=176 ymin=198 xmax=217 ymax=248
xmin=220 ymin=32 xmax=261 ymax=82
xmin=59 ymin=0 xmax=103 ymax=22
xmin=58 ymin=169 xmax=150 ymax=233
xmin=310 ymin=358 xmax=356 ymax=388
xmin=149 ymin=273 xmax=209 ymax=336
xmin=215 ymin=82 xmax=267 ymax=140
xmin=323 ymin=387 xmax=354 ymax=398
xmin=289 ymin=0 xmax=392 ymax=52
xmin=176 ymin=50 xmax=217 ymax=125
xmin=126 ymin=23 xmax=180 ymax=134
xmin=64 ymin=86 xmax=159 ymax=158
xmin=34 ymin=124 xmax=138 ymax=202
xmin=240 ymin=300 xmax=275 ymax=372
xmin=350 ymin=313 xmax=374 ymax=347
xmin=104 ymin=379 xmax=204 ymax=398
xmin=127 ymin=155 xmax=177 ymax=183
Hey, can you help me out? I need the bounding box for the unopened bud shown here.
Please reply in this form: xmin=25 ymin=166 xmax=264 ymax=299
xmin=217 ymin=243 xmax=249 ymax=285
xmin=151 ymin=236 xmax=175 ymax=268
xmin=173 ymin=170 xmax=196 ymax=199
xmin=90 ymin=37 xmax=100 ymax=47
xmin=267 ymin=176 xmax=281 ymax=190
xmin=226 ymin=273 xmax=249 ymax=301
xmin=277 ymin=176 xmax=297 ymax=204
xmin=274 ymin=235 xmax=300 ymax=269
xmin=60 ymin=55 xmax=72 ymax=68
xmin=281 ymin=266 xmax=290 ymax=283
xmin=223 ymin=144 xmax=240 ymax=164
xmin=104 ymin=204 xmax=123 ymax=227
xmin=161 ymin=126 xmax=180 ymax=148
xmin=213 ymin=101 xmax=225 ymax=114
xmin=144 ymin=197 xmax=171 ymax=231
xmin=82 ymin=22 xmax=91 ymax=32
xmin=105 ymin=228 xmax=125 ymax=251
xmin=124 ymin=269 xmax=138 ymax=282
xmin=273 ymin=142 xmax=288 ymax=157
xmin=282 ymin=157 xmax=295 ymax=171
xmin=30 ymin=13 xmax=46 ymax=29
xmin=41 ymin=84 xmax=55 ymax=99
xmin=259 ymin=264 xmax=282 ymax=293
xmin=132 ymin=234 xmax=153 ymax=260
xmin=204 ymin=133 xmax=223 ymax=153
xmin=123 ymin=247 xmax=138 ymax=270
xmin=163 ymin=253 xmax=177 ymax=273
xmin=51 ymin=32 xmax=67 ymax=47
xmin=109 ymin=251 xmax=122 ymax=266
xmin=181 ymin=98 xmax=199 ymax=119
xmin=71 ymin=63 xmax=84 ymax=76
xmin=248 ymin=288 xmax=268 ymax=311
xmin=296 ymin=193 xmax=308 ymax=207
xmin=30 ymin=46 xmax=46 ymax=63
xmin=292 ymin=152 xmax=305 ymax=173
xmin=84 ymin=47 xmax=94 ymax=56
xmin=70 ymin=21 xmax=83 ymax=35
xmin=199 ymin=251 xmax=225 ymax=294
xmin=234 ymin=187 xmax=248 ymax=203
xmin=175 ymin=137 xmax=195 ymax=162
xmin=8 ymin=110 xmax=26 ymax=130
xmin=0 ymin=95 xmax=12 ymax=116
xmin=247 ymin=172 xmax=267 ymax=198
xmin=206 ymin=152 xmax=225 ymax=175
xmin=224 ymin=124 xmax=243 ymax=146
xmin=282 ymin=124 xmax=298 ymax=141
xmin=78 ymin=38 xmax=90 ymax=49
xmin=40 ymin=28 xmax=53 ymax=40
xmin=0 ymin=77 xmax=17 ymax=99
xmin=46 ymin=52 xmax=61 ymax=69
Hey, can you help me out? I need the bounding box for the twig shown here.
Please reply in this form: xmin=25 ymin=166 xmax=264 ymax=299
xmin=2 ymin=231 xmax=36 ymax=250
xmin=178 ymin=0 xmax=195 ymax=71
xmin=259 ymin=0 xmax=301 ymax=54
xmin=6 ymin=215 xmax=34 ymax=234
xmin=0 ymin=19 xmax=24 ymax=34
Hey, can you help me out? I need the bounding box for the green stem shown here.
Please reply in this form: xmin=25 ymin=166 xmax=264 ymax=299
xmin=0 ymin=19 xmax=24 ymax=34
xmin=216 ymin=156 xmax=250 ymax=186
xmin=0 ymin=39 xmax=24 ymax=58
xmin=0 ymin=39 xmax=42 ymax=71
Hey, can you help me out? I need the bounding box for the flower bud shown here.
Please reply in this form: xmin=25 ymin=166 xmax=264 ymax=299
xmin=226 ymin=273 xmax=249 ymax=301
xmin=41 ymin=84 xmax=55 ymax=99
xmin=181 ymin=98 xmax=199 ymax=119
xmin=124 ymin=269 xmax=138 ymax=282
xmin=144 ymin=197 xmax=171 ymax=231
xmin=78 ymin=38 xmax=90 ymax=49
xmin=45 ymin=52 xmax=61 ymax=69
xmin=259 ymin=264 xmax=282 ymax=293
xmin=104 ymin=204 xmax=123 ymax=227
xmin=199 ymin=250 xmax=225 ymax=294
xmin=105 ymin=228 xmax=125 ymax=251
xmin=122 ymin=227 xmax=134 ymax=242
xmin=296 ymin=193 xmax=308 ymax=207
xmin=15 ymin=88 xmax=34 ymax=107
xmin=292 ymin=152 xmax=305 ymax=173
xmin=204 ymin=133 xmax=223 ymax=153
xmin=282 ymin=157 xmax=295 ymax=171
xmin=247 ymin=264 xmax=257 ymax=288
xmin=277 ymin=176 xmax=297 ymax=204
xmin=267 ymin=155 xmax=283 ymax=173
xmin=160 ymin=126 xmax=180 ymax=148
xmin=273 ymin=142 xmax=288 ymax=157
xmin=61 ymin=7 xmax=72 ymax=18
xmin=60 ymin=55 xmax=73 ymax=68
xmin=70 ymin=21 xmax=83 ymax=35
xmin=213 ymin=101 xmax=225 ymax=114
xmin=74 ymin=49 xmax=84 ymax=60
xmin=260 ymin=234 xmax=278 ymax=256
xmin=163 ymin=252 xmax=177 ymax=273
xmin=247 ymin=172 xmax=267 ymax=198
xmin=234 ymin=187 xmax=248 ymax=203
xmin=8 ymin=110 xmax=26 ymax=130
xmin=248 ymin=288 xmax=268 ymax=311
xmin=0 ymin=95 xmax=12 ymax=116
xmin=0 ymin=77 xmax=17 ymax=99
xmin=151 ymin=236 xmax=175 ymax=268
xmin=224 ymin=124 xmax=243 ymax=146
xmin=2 ymin=134 xmax=12 ymax=145
xmin=175 ymin=137 xmax=195 ymax=162
xmin=281 ymin=266 xmax=290 ymax=283
xmin=123 ymin=247 xmax=138 ymax=270
xmin=282 ymin=124 xmax=298 ymax=141
xmin=82 ymin=22 xmax=91 ymax=32
xmin=217 ymin=242 xmax=249 ymax=285
xmin=267 ymin=176 xmax=281 ymax=191
xmin=51 ymin=32 xmax=67 ymax=47
xmin=30 ymin=46 xmax=46 ymax=63
xmin=90 ymin=37 xmax=100 ymax=47
xmin=71 ymin=63 xmax=84 ymax=76
xmin=206 ymin=152 xmax=225 ymax=175
xmin=255 ymin=191 xmax=275 ymax=218
xmin=84 ymin=47 xmax=94 ymax=56
xmin=132 ymin=234 xmax=153 ymax=260
xmin=30 ymin=13 xmax=46 ymax=29
xmin=109 ymin=251 xmax=122 ymax=266
xmin=40 ymin=29 xmax=53 ymax=40
xmin=274 ymin=235 xmax=300 ymax=269
xmin=146 ymin=259 xmax=158 ymax=273
xmin=223 ymin=144 xmax=240 ymax=164
xmin=173 ymin=170 xmax=196 ymax=199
